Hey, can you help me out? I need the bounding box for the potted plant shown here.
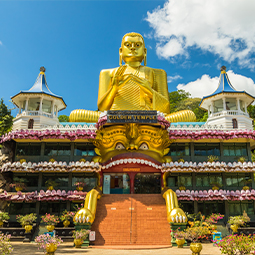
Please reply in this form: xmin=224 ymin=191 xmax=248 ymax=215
xmin=45 ymin=179 xmax=58 ymax=191
xmin=19 ymin=158 xmax=26 ymax=164
xmin=41 ymin=213 xmax=60 ymax=232
xmin=183 ymin=226 xmax=209 ymax=255
xmin=205 ymin=213 xmax=224 ymax=232
xmin=72 ymin=229 xmax=90 ymax=248
xmin=238 ymin=156 xmax=246 ymax=163
xmin=79 ymin=158 xmax=86 ymax=163
xmin=210 ymin=182 xmax=222 ymax=191
xmin=49 ymin=158 xmax=56 ymax=163
xmin=60 ymin=210 xmax=75 ymax=228
xmin=0 ymin=211 xmax=10 ymax=227
xmin=228 ymin=214 xmax=250 ymax=233
xmin=173 ymin=228 xmax=186 ymax=248
xmin=9 ymin=177 xmax=27 ymax=191
xmin=35 ymin=234 xmax=63 ymax=255
xmin=178 ymin=158 xmax=185 ymax=163
xmin=207 ymin=155 xmax=219 ymax=163
xmin=0 ymin=233 xmax=13 ymax=254
xmin=16 ymin=213 xmax=37 ymax=233
xmin=74 ymin=181 xmax=86 ymax=191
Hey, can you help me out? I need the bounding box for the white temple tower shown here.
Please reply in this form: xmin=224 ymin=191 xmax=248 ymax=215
xmin=200 ymin=66 xmax=254 ymax=130
xmin=11 ymin=67 xmax=66 ymax=130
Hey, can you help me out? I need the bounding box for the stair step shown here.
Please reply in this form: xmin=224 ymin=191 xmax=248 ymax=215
xmin=91 ymin=194 xmax=171 ymax=246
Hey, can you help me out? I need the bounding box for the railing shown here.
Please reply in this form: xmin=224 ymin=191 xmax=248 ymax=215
xmin=210 ymin=110 xmax=249 ymax=118
xmin=16 ymin=111 xmax=54 ymax=119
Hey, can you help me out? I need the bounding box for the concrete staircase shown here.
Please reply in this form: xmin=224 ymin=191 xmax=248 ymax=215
xmin=91 ymin=194 xmax=171 ymax=245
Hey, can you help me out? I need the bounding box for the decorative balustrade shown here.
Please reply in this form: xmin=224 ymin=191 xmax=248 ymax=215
xmin=16 ymin=111 xmax=54 ymax=119
xmin=210 ymin=110 xmax=249 ymax=118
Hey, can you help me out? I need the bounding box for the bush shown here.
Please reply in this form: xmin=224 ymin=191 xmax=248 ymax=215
xmin=16 ymin=213 xmax=37 ymax=226
xmin=0 ymin=233 xmax=13 ymax=254
xmin=215 ymin=234 xmax=255 ymax=255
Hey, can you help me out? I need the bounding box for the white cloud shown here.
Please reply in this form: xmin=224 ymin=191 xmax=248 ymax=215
xmin=146 ymin=0 xmax=255 ymax=68
xmin=0 ymin=41 xmax=2 ymax=46
xmin=167 ymin=74 xmax=182 ymax=83
xmin=177 ymin=71 xmax=255 ymax=98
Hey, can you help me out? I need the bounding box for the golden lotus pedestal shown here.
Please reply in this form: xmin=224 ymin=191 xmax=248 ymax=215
xmin=175 ymin=238 xmax=185 ymax=248
xmin=45 ymin=243 xmax=58 ymax=255
xmin=74 ymin=238 xmax=84 ymax=248
xmin=190 ymin=243 xmax=203 ymax=255
xmin=63 ymin=220 xmax=70 ymax=228
xmin=24 ymin=225 xmax=33 ymax=233
xmin=46 ymin=225 xmax=55 ymax=232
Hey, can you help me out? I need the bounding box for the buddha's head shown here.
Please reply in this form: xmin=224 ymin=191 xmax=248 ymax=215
xmin=120 ymin=32 xmax=147 ymax=66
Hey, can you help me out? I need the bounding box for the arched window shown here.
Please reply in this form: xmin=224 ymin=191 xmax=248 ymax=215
xmin=28 ymin=119 xmax=34 ymax=129
xmin=232 ymin=118 xmax=238 ymax=129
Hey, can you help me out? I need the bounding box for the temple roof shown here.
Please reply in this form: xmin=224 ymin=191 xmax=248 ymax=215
xmin=200 ymin=66 xmax=255 ymax=109
xmin=11 ymin=67 xmax=66 ymax=110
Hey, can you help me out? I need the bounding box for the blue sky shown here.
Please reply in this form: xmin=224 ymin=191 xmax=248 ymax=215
xmin=1 ymin=0 xmax=255 ymax=117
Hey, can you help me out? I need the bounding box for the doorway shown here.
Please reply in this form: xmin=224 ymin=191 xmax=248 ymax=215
xmin=134 ymin=173 xmax=161 ymax=194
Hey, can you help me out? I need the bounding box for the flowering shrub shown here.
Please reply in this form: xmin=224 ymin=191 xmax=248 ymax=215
xmin=227 ymin=215 xmax=250 ymax=227
xmin=0 ymin=233 xmax=13 ymax=254
xmin=41 ymin=213 xmax=60 ymax=225
xmin=172 ymin=228 xmax=185 ymax=239
xmin=183 ymin=227 xmax=210 ymax=243
xmin=72 ymin=229 xmax=90 ymax=240
xmin=9 ymin=177 xmax=27 ymax=190
xmin=60 ymin=210 xmax=75 ymax=221
xmin=16 ymin=213 xmax=37 ymax=226
xmin=74 ymin=181 xmax=86 ymax=188
xmin=0 ymin=211 xmax=10 ymax=222
xmin=215 ymin=234 xmax=255 ymax=255
xmin=205 ymin=213 xmax=224 ymax=225
xmin=35 ymin=234 xmax=63 ymax=251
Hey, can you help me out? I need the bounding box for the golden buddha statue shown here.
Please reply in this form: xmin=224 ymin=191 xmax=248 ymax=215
xmin=69 ymin=32 xmax=196 ymax=122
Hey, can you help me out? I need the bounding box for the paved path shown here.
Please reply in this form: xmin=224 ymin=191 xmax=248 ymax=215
xmin=11 ymin=242 xmax=222 ymax=255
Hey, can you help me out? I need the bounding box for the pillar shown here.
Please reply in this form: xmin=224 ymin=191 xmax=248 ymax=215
xmin=39 ymin=98 xmax=43 ymax=113
xmin=223 ymin=98 xmax=226 ymax=111
xmin=25 ymin=98 xmax=29 ymax=112
xmin=237 ymin=98 xmax=240 ymax=111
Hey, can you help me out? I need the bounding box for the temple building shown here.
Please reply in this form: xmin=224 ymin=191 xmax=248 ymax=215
xmin=1 ymin=33 xmax=255 ymax=246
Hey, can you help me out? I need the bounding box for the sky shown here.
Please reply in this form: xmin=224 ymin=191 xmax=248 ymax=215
xmin=1 ymin=0 xmax=255 ymax=117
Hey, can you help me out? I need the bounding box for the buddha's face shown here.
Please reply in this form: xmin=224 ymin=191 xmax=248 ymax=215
xmin=93 ymin=124 xmax=171 ymax=164
xmin=121 ymin=36 xmax=145 ymax=63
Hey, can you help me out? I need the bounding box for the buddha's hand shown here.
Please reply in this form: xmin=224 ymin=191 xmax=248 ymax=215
xmin=168 ymin=208 xmax=187 ymax=223
xmin=73 ymin=208 xmax=94 ymax=224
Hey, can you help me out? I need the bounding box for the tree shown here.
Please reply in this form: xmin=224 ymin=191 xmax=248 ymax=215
xmin=169 ymin=90 xmax=207 ymax=122
xmin=58 ymin=115 xmax=69 ymax=122
xmin=169 ymin=90 xmax=190 ymax=113
xmin=0 ymin=98 xmax=13 ymax=136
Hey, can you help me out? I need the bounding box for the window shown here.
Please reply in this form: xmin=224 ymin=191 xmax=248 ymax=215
xmin=198 ymin=201 xmax=225 ymax=217
xmin=72 ymin=173 xmax=97 ymax=192
xmin=196 ymin=174 xmax=223 ymax=188
xmin=194 ymin=143 xmax=220 ymax=156
xmin=232 ymin=119 xmax=238 ymax=129
xmin=167 ymin=174 xmax=192 ymax=188
xmin=27 ymin=98 xmax=40 ymax=111
xmin=179 ymin=202 xmax=194 ymax=214
xmin=169 ymin=143 xmax=190 ymax=156
xmin=223 ymin=143 xmax=247 ymax=157
xmin=39 ymin=202 xmax=67 ymax=216
xmin=229 ymin=201 xmax=254 ymax=216
xmin=225 ymin=173 xmax=252 ymax=188
xmin=42 ymin=99 xmax=52 ymax=113
xmin=16 ymin=143 xmax=41 ymax=156
xmin=74 ymin=143 xmax=95 ymax=157
xmin=240 ymin=100 xmax=245 ymax=112
xmin=42 ymin=174 xmax=69 ymax=189
xmin=44 ymin=143 xmax=71 ymax=156
xmin=12 ymin=173 xmax=39 ymax=189
xmin=9 ymin=202 xmax=36 ymax=215
xmin=28 ymin=119 xmax=34 ymax=129
xmin=225 ymin=98 xmax=237 ymax=110
xmin=213 ymin=99 xmax=223 ymax=113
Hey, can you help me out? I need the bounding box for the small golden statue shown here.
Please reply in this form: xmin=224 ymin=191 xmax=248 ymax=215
xmin=70 ymin=32 xmax=196 ymax=122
